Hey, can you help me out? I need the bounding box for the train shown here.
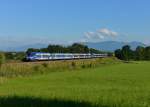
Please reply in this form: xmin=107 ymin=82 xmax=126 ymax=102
xmin=26 ymin=52 xmax=108 ymax=61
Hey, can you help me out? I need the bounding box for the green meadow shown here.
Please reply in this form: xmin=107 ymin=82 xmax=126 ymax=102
xmin=0 ymin=58 xmax=150 ymax=107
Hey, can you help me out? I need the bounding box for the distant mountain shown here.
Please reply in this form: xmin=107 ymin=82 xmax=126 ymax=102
xmin=1 ymin=41 xmax=147 ymax=52
xmin=85 ymin=41 xmax=146 ymax=52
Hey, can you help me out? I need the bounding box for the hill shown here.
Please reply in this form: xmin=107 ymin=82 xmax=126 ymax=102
xmin=1 ymin=41 xmax=146 ymax=52
xmin=85 ymin=41 xmax=146 ymax=52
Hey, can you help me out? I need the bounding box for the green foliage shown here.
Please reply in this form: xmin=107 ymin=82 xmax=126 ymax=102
xmin=71 ymin=62 xmax=76 ymax=68
xmin=68 ymin=43 xmax=89 ymax=53
xmin=115 ymin=49 xmax=122 ymax=59
xmin=121 ymin=45 xmax=133 ymax=61
xmin=115 ymin=45 xmax=150 ymax=61
xmin=26 ymin=43 xmax=106 ymax=55
xmin=41 ymin=63 xmax=48 ymax=68
xmin=135 ymin=46 xmax=145 ymax=60
xmin=0 ymin=52 xmax=5 ymax=66
xmin=26 ymin=48 xmax=40 ymax=55
xmin=81 ymin=63 xmax=86 ymax=69
xmin=5 ymin=52 xmax=26 ymax=61
xmin=40 ymin=48 xmax=49 ymax=53
xmin=144 ymin=46 xmax=150 ymax=60
xmin=47 ymin=44 xmax=66 ymax=53
xmin=32 ymin=65 xmax=41 ymax=71
xmin=89 ymin=48 xmax=106 ymax=54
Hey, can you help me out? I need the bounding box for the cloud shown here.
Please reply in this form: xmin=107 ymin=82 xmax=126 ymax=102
xmin=98 ymin=28 xmax=118 ymax=37
xmin=84 ymin=32 xmax=104 ymax=39
xmin=84 ymin=28 xmax=118 ymax=41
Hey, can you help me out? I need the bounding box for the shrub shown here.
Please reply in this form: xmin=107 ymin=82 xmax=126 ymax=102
xmin=81 ymin=64 xmax=86 ymax=69
xmin=0 ymin=52 xmax=5 ymax=67
xmin=42 ymin=63 xmax=48 ymax=68
xmin=33 ymin=65 xmax=40 ymax=71
xmin=71 ymin=62 xmax=76 ymax=68
xmin=87 ymin=63 xmax=92 ymax=68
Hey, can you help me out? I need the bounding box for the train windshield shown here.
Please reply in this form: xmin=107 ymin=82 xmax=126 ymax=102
xmin=28 ymin=52 xmax=36 ymax=57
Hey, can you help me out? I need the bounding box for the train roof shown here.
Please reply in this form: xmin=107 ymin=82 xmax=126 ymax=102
xmin=28 ymin=52 xmax=107 ymax=56
xmin=29 ymin=52 xmax=91 ymax=54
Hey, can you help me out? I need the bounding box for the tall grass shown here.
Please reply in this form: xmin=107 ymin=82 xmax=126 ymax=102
xmin=0 ymin=57 xmax=121 ymax=78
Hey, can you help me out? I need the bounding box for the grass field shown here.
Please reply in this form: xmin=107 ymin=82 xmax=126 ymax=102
xmin=0 ymin=59 xmax=150 ymax=107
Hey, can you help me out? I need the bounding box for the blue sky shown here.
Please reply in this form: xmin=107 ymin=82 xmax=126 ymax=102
xmin=0 ymin=0 xmax=150 ymax=47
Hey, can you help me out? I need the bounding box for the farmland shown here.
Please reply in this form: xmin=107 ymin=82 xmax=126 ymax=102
xmin=0 ymin=58 xmax=150 ymax=107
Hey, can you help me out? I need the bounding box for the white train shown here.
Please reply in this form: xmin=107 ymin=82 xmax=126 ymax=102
xmin=26 ymin=52 xmax=108 ymax=61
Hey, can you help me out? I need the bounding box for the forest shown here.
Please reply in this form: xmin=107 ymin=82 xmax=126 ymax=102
xmin=115 ymin=45 xmax=150 ymax=61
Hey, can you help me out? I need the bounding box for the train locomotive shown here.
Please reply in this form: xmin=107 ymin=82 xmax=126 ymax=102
xmin=26 ymin=52 xmax=108 ymax=61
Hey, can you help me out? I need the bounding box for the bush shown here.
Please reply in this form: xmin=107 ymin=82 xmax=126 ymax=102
xmin=42 ymin=63 xmax=48 ymax=68
xmin=81 ymin=63 xmax=86 ymax=69
xmin=87 ymin=63 xmax=92 ymax=68
xmin=33 ymin=65 xmax=40 ymax=71
xmin=0 ymin=52 xmax=5 ymax=67
xmin=5 ymin=52 xmax=26 ymax=61
xmin=71 ymin=62 xmax=76 ymax=68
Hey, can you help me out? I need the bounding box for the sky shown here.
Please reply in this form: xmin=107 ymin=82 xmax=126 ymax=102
xmin=0 ymin=0 xmax=150 ymax=48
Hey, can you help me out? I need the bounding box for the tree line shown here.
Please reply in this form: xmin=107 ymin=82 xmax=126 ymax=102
xmin=0 ymin=43 xmax=109 ymax=63
xmin=26 ymin=43 xmax=107 ymax=55
xmin=115 ymin=45 xmax=150 ymax=61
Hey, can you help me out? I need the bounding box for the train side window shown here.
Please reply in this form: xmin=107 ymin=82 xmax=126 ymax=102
xmin=36 ymin=55 xmax=41 ymax=58
xmin=42 ymin=55 xmax=50 ymax=58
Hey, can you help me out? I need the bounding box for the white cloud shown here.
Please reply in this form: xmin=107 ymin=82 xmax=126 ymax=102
xmin=84 ymin=28 xmax=119 ymax=41
xmin=84 ymin=32 xmax=104 ymax=40
xmin=98 ymin=28 xmax=118 ymax=37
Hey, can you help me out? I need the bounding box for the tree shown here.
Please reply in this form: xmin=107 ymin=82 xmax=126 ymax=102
xmin=47 ymin=45 xmax=66 ymax=53
xmin=115 ymin=49 xmax=122 ymax=59
xmin=0 ymin=52 xmax=5 ymax=67
xmin=144 ymin=46 xmax=150 ymax=60
xmin=27 ymin=43 xmax=106 ymax=54
xmin=135 ymin=46 xmax=145 ymax=60
xmin=107 ymin=52 xmax=114 ymax=57
xmin=5 ymin=52 xmax=14 ymax=60
xmin=89 ymin=48 xmax=102 ymax=54
xmin=121 ymin=45 xmax=132 ymax=61
xmin=5 ymin=52 xmax=26 ymax=61
xmin=40 ymin=48 xmax=49 ymax=53
xmin=115 ymin=45 xmax=149 ymax=61
xmin=26 ymin=48 xmax=40 ymax=55
xmin=69 ymin=43 xmax=89 ymax=53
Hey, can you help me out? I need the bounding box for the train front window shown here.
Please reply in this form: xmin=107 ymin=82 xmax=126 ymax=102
xmin=29 ymin=53 xmax=36 ymax=57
